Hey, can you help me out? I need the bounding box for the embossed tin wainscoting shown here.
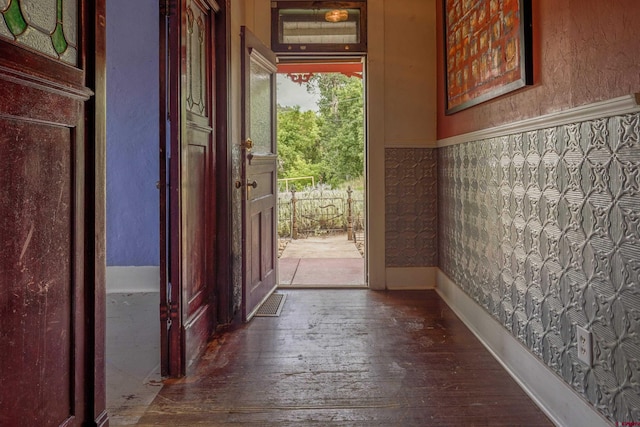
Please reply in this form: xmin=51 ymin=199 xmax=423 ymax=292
xmin=384 ymin=148 xmax=439 ymax=289
xmin=438 ymin=110 xmax=640 ymax=425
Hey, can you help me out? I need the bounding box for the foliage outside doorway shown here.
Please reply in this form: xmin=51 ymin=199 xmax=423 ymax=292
xmin=276 ymin=70 xmax=366 ymax=286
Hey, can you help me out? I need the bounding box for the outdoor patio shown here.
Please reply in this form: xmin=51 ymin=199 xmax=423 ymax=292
xmin=278 ymin=233 xmax=366 ymax=287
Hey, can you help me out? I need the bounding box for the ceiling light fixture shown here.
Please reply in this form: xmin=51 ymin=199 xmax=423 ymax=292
xmin=325 ymin=9 xmax=348 ymax=22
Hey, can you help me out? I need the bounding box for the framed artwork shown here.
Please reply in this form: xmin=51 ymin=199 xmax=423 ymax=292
xmin=444 ymin=0 xmax=532 ymax=114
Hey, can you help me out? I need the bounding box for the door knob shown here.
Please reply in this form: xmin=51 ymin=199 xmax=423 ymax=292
xmin=234 ymin=180 xmax=258 ymax=189
xmin=246 ymin=180 xmax=258 ymax=200
xmin=242 ymin=138 xmax=253 ymax=150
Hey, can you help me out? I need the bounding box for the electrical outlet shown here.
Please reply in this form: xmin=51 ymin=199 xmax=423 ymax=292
xmin=577 ymin=325 xmax=592 ymax=366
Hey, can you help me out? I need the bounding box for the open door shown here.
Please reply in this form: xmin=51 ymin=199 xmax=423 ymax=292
xmin=240 ymin=27 xmax=278 ymax=320
xmin=160 ymin=0 xmax=220 ymax=377
xmin=0 ymin=1 xmax=106 ymax=425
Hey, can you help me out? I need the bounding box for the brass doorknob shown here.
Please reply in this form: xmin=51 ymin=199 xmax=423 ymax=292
xmin=242 ymin=138 xmax=253 ymax=150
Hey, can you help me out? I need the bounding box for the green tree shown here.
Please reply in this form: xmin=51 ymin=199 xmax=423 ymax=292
xmin=275 ymin=74 xmax=364 ymax=189
xmin=277 ymin=105 xmax=321 ymax=181
xmin=308 ymin=74 xmax=364 ymax=187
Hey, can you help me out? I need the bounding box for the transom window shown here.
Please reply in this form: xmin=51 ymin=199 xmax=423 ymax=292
xmin=271 ymin=1 xmax=367 ymax=54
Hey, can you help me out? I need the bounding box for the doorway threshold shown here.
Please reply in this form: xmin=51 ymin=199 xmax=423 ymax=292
xmin=278 ymin=258 xmax=366 ymax=287
xmin=278 ymin=283 xmax=369 ymax=289
xmin=278 ymin=233 xmax=366 ymax=287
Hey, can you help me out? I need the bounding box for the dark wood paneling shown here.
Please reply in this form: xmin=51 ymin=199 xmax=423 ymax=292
xmin=245 ymin=157 xmax=277 ymax=312
xmin=0 ymin=78 xmax=82 ymax=125
xmin=245 ymin=158 xmax=278 ymax=315
xmin=185 ymin=143 xmax=207 ymax=304
xmin=0 ymin=41 xmax=86 ymax=95
xmin=183 ymin=135 xmax=215 ymax=367
xmin=180 ymin=0 xmax=217 ymax=374
xmin=0 ymin=119 xmax=75 ymax=426
xmin=162 ymin=0 xmax=218 ymax=377
xmin=0 ymin=1 xmax=104 ymax=423
xmin=183 ymin=305 xmax=213 ymax=370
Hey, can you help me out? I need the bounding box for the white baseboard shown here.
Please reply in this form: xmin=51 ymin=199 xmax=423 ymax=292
xmin=106 ymin=266 xmax=160 ymax=293
xmin=436 ymin=270 xmax=611 ymax=427
xmin=385 ymin=266 xmax=437 ymax=290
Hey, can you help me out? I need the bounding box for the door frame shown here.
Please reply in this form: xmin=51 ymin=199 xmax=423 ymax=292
xmin=274 ymin=56 xmax=369 ymax=287
xmin=86 ymin=1 xmax=109 ymax=424
xmin=213 ymin=0 xmax=233 ymax=327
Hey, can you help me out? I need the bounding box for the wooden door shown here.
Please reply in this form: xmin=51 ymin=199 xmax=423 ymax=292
xmin=160 ymin=0 xmax=219 ymax=376
xmin=0 ymin=1 xmax=106 ymax=425
xmin=241 ymin=27 xmax=278 ymax=321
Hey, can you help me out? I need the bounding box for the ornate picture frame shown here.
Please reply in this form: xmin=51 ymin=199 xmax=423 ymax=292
xmin=444 ymin=0 xmax=532 ymax=114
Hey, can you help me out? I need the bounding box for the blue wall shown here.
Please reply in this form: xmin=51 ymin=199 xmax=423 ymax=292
xmin=106 ymin=0 xmax=159 ymax=266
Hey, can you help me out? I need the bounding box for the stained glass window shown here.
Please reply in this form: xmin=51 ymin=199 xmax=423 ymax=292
xmin=0 ymin=0 xmax=78 ymax=66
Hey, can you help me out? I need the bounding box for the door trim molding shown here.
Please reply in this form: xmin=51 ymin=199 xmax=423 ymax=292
xmin=86 ymin=0 xmax=108 ymax=422
xmin=214 ymin=0 xmax=233 ymax=325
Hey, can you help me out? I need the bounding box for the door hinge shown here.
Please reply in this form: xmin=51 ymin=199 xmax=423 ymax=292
xmin=160 ymin=301 xmax=179 ymax=327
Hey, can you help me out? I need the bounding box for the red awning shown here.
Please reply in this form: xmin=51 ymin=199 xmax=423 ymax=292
xmin=278 ymin=62 xmax=363 ymax=84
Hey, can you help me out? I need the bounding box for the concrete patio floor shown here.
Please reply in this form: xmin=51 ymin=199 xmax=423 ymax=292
xmin=278 ymin=234 xmax=366 ymax=287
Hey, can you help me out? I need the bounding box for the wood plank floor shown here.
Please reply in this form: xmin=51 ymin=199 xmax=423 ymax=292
xmin=137 ymin=290 xmax=553 ymax=426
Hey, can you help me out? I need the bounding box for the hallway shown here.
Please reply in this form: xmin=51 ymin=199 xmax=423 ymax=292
xmin=136 ymin=290 xmax=552 ymax=426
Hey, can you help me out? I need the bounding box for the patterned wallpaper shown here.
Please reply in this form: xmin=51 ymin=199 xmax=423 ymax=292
xmin=385 ymin=148 xmax=438 ymax=267
xmin=438 ymin=112 xmax=640 ymax=423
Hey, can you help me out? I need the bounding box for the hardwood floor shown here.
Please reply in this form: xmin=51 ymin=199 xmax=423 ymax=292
xmin=137 ymin=290 xmax=552 ymax=426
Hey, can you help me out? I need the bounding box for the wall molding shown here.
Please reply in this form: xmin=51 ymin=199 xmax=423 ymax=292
xmin=385 ymin=267 xmax=437 ymax=290
xmin=436 ymin=270 xmax=611 ymax=427
xmin=106 ymin=266 xmax=160 ymax=293
xmin=437 ymin=93 xmax=640 ymax=147
xmin=384 ymin=141 xmax=438 ymax=149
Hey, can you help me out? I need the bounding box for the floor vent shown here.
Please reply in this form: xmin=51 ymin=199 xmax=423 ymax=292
xmin=254 ymin=293 xmax=287 ymax=317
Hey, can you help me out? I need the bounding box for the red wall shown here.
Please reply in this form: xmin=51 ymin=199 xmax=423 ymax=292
xmin=437 ymin=0 xmax=640 ymax=139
